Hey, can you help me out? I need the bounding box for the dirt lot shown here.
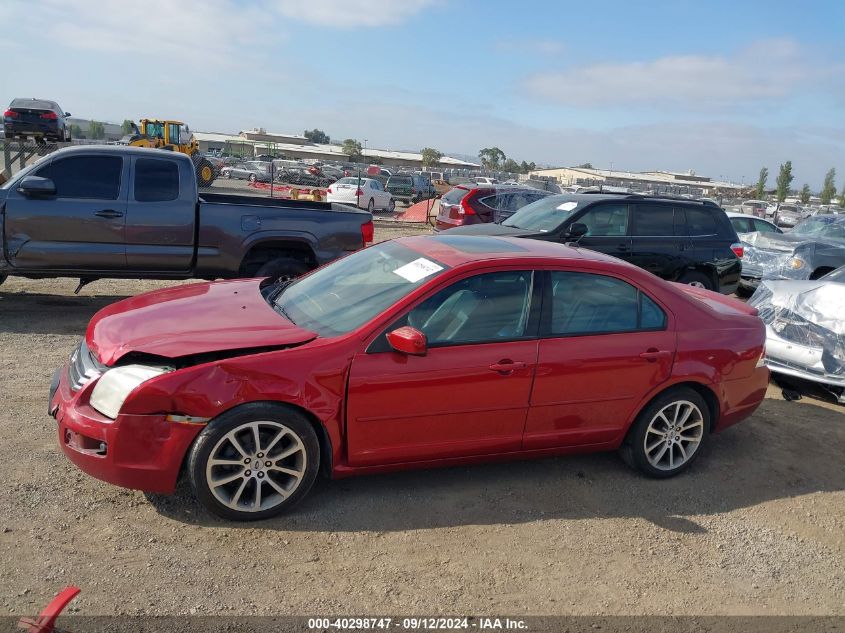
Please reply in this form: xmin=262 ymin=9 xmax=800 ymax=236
xmin=0 ymin=223 xmax=843 ymax=617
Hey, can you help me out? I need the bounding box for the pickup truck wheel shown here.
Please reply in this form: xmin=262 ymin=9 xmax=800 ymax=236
xmin=255 ymin=257 xmax=310 ymax=281
xmin=188 ymin=403 xmax=320 ymax=521
xmin=677 ymin=271 xmax=714 ymax=290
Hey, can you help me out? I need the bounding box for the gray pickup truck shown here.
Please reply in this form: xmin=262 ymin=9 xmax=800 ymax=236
xmin=0 ymin=146 xmax=373 ymax=290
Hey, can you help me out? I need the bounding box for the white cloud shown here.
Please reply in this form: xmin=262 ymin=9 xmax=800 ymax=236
xmin=495 ymin=38 xmax=565 ymax=56
xmin=5 ymin=0 xmax=273 ymax=68
xmin=523 ymin=38 xmax=841 ymax=109
xmin=273 ymin=0 xmax=438 ymax=28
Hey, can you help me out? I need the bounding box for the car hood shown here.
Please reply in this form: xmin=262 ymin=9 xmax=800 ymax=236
xmin=750 ymin=279 xmax=845 ymax=335
xmin=87 ymin=279 xmax=318 ymax=366
xmin=442 ymin=223 xmax=541 ymax=237
xmin=742 ymin=230 xmax=844 ymax=251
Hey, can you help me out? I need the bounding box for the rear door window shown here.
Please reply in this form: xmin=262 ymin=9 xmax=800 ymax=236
xmin=36 ymin=155 xmax=122 ymax=200
xmin=441 ymin=187 xmax=469 ymax=205
xmin=753 ymin=219 xmax=778 ymax=233
xmin=730 ymin=217 xmax=751 ymax=234
xmin=632 ymin=205 xmax=674 ymax=236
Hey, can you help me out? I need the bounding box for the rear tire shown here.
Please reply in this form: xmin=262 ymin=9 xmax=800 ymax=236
xmin=620 ymin=387 xmax=711 ymax=478
xmin=677 ymin=270 xmax=714 ymax=290
xmin=248 ymin=173 xmax=257 ymax=183
xmin=388 ymin=199 xmax=395 ymax=213
xmin=197 ymin=159 xmax=215 ymax=187
xmin=367 ymin=198 xmax=374 ymax=212
xmin=188 ymin=403 xmax=320 ymax=521
xmin=255 ymin=256 xmax=310 ymax=281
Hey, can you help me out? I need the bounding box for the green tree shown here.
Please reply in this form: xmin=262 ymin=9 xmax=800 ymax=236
xmin=420 ymin=147 xmax=442 ymax=168
xmin=70 ymin=124 xmax=83 ymax=139
xmin=576 ymin=162 xmax=594 ymax=169
xmin=87 ymin=120 xmax=106 ymax=140
xmin=121 ymin=119 xmax=135 ymax=134
xmin=478 ymin=147 xmax=506 ymax=171
xmin=820 ymin=168 xmax=837 ymax=204
xmin=368 ymin=156 xmax=383 ymax=165
xmin=775 ymin=161 xmax=793 ymax=203
xmin=520 ymin=160 xmax=536 ymax=174
xmin=755 ymin=166 xmax=768 ymax=200
xmin=304 ymin=128 xmax=330 ymax=144
xmin=839 ymin=182 xmax=845 ymax=208
xmin=342 ymin=138 xmax=363 ymax=162
xmin=501 ymin=158 xmax=521 ymax=173
xmin=799 ymin=183 xmax=811 ymax=204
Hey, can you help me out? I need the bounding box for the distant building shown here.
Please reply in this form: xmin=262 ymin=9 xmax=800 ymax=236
xmin=529 ymin=166 xmax=744 ymax=195
xmin=192 ymin=131 xmax=479 ymax=170
xmin=66 ymin=118 xmax=124 ymax=141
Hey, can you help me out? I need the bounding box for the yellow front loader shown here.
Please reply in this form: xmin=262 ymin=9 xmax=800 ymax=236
xmin=122 ymin=119 xmax=216 ymax=187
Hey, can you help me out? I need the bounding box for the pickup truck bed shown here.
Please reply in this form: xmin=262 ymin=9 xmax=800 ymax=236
xmin=0 ymin=146 xmax=373 ymax=288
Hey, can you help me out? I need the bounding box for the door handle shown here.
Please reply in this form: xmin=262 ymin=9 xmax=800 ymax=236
xmin=617 ymin=243 xmax=630 ymax=252
xmin=94 ymin=209 xmax=123 ymax=219
xmin=639 ymin=349 xmax=672 ymax=362
xmin=489 ymin=360 xmax=527 ymax=374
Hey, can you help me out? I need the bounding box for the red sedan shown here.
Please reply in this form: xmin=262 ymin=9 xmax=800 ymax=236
xmin=49 ymin=235 xmax=769 ymax=521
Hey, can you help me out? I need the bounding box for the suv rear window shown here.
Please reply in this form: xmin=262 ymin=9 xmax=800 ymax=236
xmin=389 ymin=176 xmax=412 ymax=185
xmin=442 ymin=187 xmax=470 ymax=205
xmin=685 ymin=208 xmax=718 ymax=235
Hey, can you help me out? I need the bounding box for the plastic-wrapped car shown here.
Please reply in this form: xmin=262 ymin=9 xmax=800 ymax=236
xmin=749 ymin=266 xmax=845 ymax=401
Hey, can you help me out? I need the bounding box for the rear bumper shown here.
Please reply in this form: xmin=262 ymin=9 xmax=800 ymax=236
xmin=714 ymin=366 xmax=770 ymax=432
xmin=49 ymin=365 xmax=203 ymax=494
xmin=4 ymin=121 xmax=61 ymax=136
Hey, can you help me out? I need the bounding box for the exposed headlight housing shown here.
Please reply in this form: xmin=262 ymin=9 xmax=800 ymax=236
xmin=89 ymin=365 xmax=172 ymax=419
xmin=787 ymin=257 xmax=805 ymax=270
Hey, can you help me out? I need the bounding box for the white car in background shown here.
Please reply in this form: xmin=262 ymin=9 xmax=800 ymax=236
xmin=326 ymin=177 xmax=395 ymax=212
xmin=726 ymin=212 xmax=782 ymax=239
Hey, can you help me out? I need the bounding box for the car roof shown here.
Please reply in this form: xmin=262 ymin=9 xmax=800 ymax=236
xmin=397 ymin=234 xmax=627 ymax=268
xmin=10 ymin=97 xmax=60 ymax=110
xmin=43 ymin=144 xmax=194 ymax=162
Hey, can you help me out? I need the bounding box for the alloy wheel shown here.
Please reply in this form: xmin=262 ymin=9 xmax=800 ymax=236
xmin=643 ymin=400 xmax=704 ymax=471
xmin=205 ymin=421 xmax=307 ymax=513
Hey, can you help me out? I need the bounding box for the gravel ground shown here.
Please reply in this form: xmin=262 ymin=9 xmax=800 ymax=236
xmin=0 ymin=223 xmax=843 ymax=617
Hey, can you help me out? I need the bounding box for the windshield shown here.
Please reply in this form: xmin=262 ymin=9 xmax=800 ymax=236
xmin=502 ymin=195 xmax=581 ymax=232
xmin=273 ymin=241 xmax=450 ymax=335
xmin=792 ymin=216 xmax=845 ymax=240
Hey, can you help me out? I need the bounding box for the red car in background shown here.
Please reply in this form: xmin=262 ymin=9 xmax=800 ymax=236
xmin=49 ymin=235 xmax=769 ymax=521
xmin=435 ymin=185 xmax=550 ymax=230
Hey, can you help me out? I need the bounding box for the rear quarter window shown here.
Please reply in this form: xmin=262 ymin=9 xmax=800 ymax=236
xmin=442 ymin=187 xmax=470 ymax=205
xmin=685 ymin=207 xmax=718 ymax=235
xmin=134 ymin=158 xmax=179 ymax=202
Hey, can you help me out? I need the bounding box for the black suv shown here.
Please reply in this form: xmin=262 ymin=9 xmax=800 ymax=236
xmin=446 ymin=193 xmax=742 ymax=294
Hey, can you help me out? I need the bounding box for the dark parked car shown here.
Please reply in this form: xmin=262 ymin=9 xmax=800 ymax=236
xmin=739 ymin=215 xmax=845 ymax=295
xmin=4 ymin=98 xmax=71 ymax=142
xmin=435 ymin=185 xmax=551 ymax=230
xmin=385 ymin=174 xmax=435 ymax=205
xmin=445 ymin=193 xmax=742 ymax=294
xmin=0 ymin=146 xmax=374 ymax=288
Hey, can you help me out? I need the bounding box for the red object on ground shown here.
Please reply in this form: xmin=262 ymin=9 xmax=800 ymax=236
xmin=394 ymin=198 xmax=436 ymax=223
xmin=18 ymin=586 xmax=80 ymax=633
xmin=51 ymin=235 xmax=768 ymax=494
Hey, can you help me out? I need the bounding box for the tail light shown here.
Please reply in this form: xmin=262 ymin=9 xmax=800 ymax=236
xmin=4 ymin=109 xmax=19 ymax=118
xmin=730 ymin=243 xmax=744 ymax=258
xmin=40 ymin=111 xmax=58 ymax=120
xmin=327 ymin=187 xmax=333 ymax=194
xmin=459 ymin=197 xmax=476 ymax=215
xmin=355 ymin=188 xmax=363 ymax=196
xmin=361 ymin=220 xmax=374 ymax=245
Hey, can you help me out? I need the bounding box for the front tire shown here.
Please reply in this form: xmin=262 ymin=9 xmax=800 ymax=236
xmin=387 ymin=199 xmax=395 ymax=213
xmin=188 ymin=403 xmax=320 ymax=521
xmin=255 ymin=256 xmax=310 ymax=281
xmin=620 ymin=387 xmax=710 ymax=478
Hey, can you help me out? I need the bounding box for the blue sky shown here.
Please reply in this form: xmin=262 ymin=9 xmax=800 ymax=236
xmin=4 ymin=0 xmax=845 ymax=188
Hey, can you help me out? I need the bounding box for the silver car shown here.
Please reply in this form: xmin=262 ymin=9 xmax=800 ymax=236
xmin=749 ymin=267 xmax=845 ymax=401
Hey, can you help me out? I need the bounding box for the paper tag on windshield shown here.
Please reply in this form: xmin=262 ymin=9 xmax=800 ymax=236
xmin=557 ymin=202 xmax=578 ymax=211
xmin=393 ymin=258 xmax=443 ymax=283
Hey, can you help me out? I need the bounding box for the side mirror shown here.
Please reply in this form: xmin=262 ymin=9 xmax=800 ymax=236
xmin=566 ymin=222 xmax=588 ymax=238
xmin=386 ymin=326 xmax=427 ymax=356
xmin=18 ymin=176 xmax=56 ymax=197
xmin=64 ymin=112 xmax=71 ymax=117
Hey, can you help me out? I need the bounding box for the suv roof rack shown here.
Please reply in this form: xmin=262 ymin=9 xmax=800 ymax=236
xmin=577 ymin=190 xmax=719 ymax=206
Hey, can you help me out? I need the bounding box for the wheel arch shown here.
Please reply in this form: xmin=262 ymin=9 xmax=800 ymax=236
xmin=238 ymin=237 xmax=318 ymax=277
xmin=177 ymin=399 xmax=334 ymax=484
xmin=810 ymin=266 xmax=834 ymax=280
xmin=623 ymin=380 xmax=720 ymax=445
